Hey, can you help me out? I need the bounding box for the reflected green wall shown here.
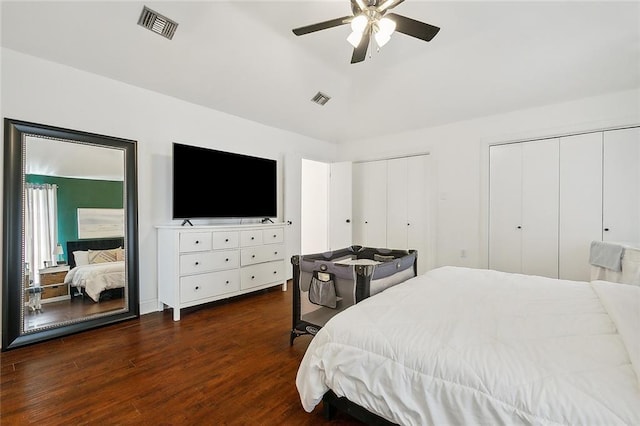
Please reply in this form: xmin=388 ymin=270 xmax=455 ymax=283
xmin=25 ymin=174 xmax=123 ymax=263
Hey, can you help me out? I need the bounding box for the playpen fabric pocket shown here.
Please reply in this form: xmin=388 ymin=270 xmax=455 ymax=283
xmin=309 ymin=271 xmax=337 ymax=308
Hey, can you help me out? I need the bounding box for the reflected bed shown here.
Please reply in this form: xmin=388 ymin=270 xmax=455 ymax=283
xmin=65 ymin=238 xmax=126 ymax=302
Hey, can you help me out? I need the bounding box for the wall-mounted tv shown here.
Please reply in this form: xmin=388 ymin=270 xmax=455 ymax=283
xmin=172 ymin=143 xmax=277 ymax=220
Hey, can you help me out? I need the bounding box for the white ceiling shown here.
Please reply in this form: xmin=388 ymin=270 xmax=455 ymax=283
xmin=2 ymin=1 xmax=639 ymax=144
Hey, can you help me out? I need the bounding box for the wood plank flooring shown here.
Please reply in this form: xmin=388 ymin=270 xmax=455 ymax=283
xmin=1 ymin=283 xmax=362 ymax=425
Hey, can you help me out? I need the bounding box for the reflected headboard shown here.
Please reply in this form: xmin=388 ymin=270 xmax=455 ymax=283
xmin=66 ymin=237 xmax=124 ymax=268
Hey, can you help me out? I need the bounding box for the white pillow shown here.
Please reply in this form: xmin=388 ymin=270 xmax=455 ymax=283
xmin=73 ymin=250 xmax=89 ymax=266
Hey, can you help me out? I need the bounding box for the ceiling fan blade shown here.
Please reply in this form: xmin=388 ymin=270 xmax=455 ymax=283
xmin=351 ymin=30 xmax=370 ymax=64
xmin=387 ymin=13 xmax=440 ymax=42
xmin=292 ymin=16 xmax=352 ymax=36
xmin=377 ymin=0 xmax=405 ymax=13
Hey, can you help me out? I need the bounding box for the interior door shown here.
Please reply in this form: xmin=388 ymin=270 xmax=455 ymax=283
xmin=328 ymin=161 xmax=352 ymax=251
xmin=521 ymin=139 xmax=559 ymax=278
xmin=284 ymin=152 xmax=302 ymax=278
xmin=489 ymin=143 xmax=523 ymax=273
xmin=559 ymin=132 xmax=603 ymax=281
xmin=603 ymin=127 xmax=640 ymax=243
xmin=352 ymin=160 xmax=388 ymax=248
xmin=386 ymin=157 xmax=409 ymax=250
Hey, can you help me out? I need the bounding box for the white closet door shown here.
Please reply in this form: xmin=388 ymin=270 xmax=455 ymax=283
xmin=352 ymin=160 xmax=388 ymax=247
xmin=328 ymin=161 xmax=352 ymax=251
xmin=386 ymin=157 xmax=409 ymax=250
xmin=521 ymin=139 xmax=559 ymax=278
xmin=406 ymin=155 xmax=429 ymax=275
xmin=559 ymin=133 xmax=603 ymax=281
xmin=489 ymin=143 xmax=523 ymax=273
xmin=603 ymin=127 xmax=640 ymax=243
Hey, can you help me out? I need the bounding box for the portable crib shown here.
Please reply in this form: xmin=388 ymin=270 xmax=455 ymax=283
xmin=290 ymin=246 xmax=417 ymax=345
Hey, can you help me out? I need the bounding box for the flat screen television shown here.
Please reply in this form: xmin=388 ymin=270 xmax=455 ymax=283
xmin=172 ymin=143 xmax=277 ymax=220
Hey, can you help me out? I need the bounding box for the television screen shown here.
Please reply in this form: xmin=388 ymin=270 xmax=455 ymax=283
xmin=172 ymin=143 xmax=277 ymax=219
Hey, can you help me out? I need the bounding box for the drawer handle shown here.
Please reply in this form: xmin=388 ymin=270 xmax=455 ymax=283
xmin=195 ymin=262 xmax=199 ymax=266
xmin=273 ymin=271 xmax=277 ymax=274
xmin=225 ymin=258 xmax=229 ymax=262
xmin=251 ymin=275 xmax=255 ymax=279
xmin=225 ymin=238 xmax=229 ymax=242
xmin=252 ymin=255 xmax=256 ymax=258
xmin=273 ymin=234 xmax=276 ymax=238
xmin=225 ymin=280 xmax=229 ymax=285
xmin=195 ymin=286 xmax=200 ymax=290
xmin=251 ymin=237 xmax=255 ymax=240
xmin=195 ymin=240 xmax=200 ymax=244
xmin=274 ymin=251 xmax=278 ymax=255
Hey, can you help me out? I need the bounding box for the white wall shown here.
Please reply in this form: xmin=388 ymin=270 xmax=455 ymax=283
xmin=337 ymin=88 xmax=640 ymax=270
xmin=0 ymin=48 xmax=338 ymax=319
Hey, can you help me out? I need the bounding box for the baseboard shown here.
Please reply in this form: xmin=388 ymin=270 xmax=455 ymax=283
xmin=140 ymin=299 xmax=161 ymax=315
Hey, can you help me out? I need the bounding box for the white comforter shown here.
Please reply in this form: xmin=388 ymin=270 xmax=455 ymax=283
xmin=296 ymin=266 xmax=640 ymax=425
xmin=64 ymin=261 xmax=126 ymax=302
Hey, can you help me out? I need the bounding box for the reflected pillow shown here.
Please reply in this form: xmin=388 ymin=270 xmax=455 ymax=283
xmin=73 ymin=250 xmax=90 ymax=267
xmin=88 ymin=248 xmax=119 ymax=264
xmin=116 ymin=247 xmax=125 ymax=261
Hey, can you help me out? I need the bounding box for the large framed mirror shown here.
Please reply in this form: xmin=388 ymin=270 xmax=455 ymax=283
xmin=2 ymin=118 xmax=139 ymax=350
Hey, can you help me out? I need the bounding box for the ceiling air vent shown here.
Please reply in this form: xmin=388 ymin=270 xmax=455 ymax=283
xmin=138 ymin=6 xmax=178 ymax=40
xmin=311 ymin=92 xmax=331 ymax=106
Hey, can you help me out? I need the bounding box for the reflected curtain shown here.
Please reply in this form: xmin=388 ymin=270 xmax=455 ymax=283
xmin=25 ymin=183 xmax=58 ymax=284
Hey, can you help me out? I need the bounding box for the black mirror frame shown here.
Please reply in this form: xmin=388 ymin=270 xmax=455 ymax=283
xmin=2 ymin=118 xmax=140 ymax=350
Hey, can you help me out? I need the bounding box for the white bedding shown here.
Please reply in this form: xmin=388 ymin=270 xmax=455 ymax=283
xmin=64 ymin=261 xmax=125 ymax=302
xmin=296 ymin=266 xmax=640 ymax=425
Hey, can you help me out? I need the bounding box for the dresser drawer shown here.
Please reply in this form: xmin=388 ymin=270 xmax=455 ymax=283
xmin=240 ymin=260 xmax=285 ymax=290
xmin=241 ymin=244 xmax=285 ymax=266
xmin=179 ymin=232 xmax=212 ymax=253
xmin=212 ymin=231 xmax=239 ymax=249
xmin=180 ymin=269 xmax=240 ymax=303
xmin=262 ymin=228 xmax=284 ymax=244
xmin=180 ymin=250 xmax=239 ymax=275
xmin=240 ymin=230 xmax=263 ymax=247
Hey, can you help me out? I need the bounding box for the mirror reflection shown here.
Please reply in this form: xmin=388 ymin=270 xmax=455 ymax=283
xmin=23 ymin=136 xmax=128 ymax=332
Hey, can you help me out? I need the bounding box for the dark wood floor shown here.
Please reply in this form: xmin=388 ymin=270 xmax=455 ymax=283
xmin=1 ymin=283 xmax=362 ymax=425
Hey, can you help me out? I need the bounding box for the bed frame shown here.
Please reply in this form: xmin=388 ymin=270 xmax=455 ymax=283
xmin=323 ymin=390 xmax=397 ymax=425
xmin=66 ymin=237 xmax=125 ymax=300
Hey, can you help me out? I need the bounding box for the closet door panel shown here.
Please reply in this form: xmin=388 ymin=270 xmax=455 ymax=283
xmin=386 ymin=157 xmax=409 ymax=249
xmin=352 ymin=160 xmax=388 ymax=247
xmin=406 ymin=155 xmax=429 ymax=275
xmin=329 ymin=161 xmax=353 ymax=250
xmin=489 ymin=143 xmax=523 ymax=273
xmin=603 ymin=127 xmax=640 ymax=243
xmin=521 ymin=139 xmax=559 ymax=278
xmin=559 ymin=133 xmax=602 ymax=281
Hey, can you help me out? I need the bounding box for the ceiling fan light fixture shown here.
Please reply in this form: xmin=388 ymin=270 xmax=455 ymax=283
xmin=378 ymin=17 xmax=396 ymax=36
xmin=347 ymin=31 xmax=364 ymax=48
xmin=350 ymin=14 xmax=368 ymax=33
xmin=374 ymin=31 xmax=391 ymax=47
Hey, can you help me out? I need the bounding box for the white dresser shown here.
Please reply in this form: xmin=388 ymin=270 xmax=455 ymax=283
xmin=156 ymin=223 xmax=286 ymax=320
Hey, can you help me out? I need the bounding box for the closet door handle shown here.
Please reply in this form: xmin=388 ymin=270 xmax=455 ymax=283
xmin=604 ymin=228 xmax=610 ymax=232
xmin=346 ymin=219 xmax=351 ymax=223
xmin=516 ymin=226 xmax=522 ymax=229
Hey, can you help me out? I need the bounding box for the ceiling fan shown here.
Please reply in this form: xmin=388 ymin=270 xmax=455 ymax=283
xmin=292 ymin=0 xmax=440 ymax=64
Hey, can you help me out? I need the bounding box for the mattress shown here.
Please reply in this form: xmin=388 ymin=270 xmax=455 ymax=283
xmin=296 ymin=266 xmax=640 ymax=425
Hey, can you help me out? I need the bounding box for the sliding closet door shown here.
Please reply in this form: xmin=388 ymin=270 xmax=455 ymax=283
xmin=521 ymin=139 xmax=559 ymax=278
xmin=559 ymin=133 xmax=602 ymax=281
xmin=603 ymin=127 xmax=640 ymax=243
xmin=489 ymin=143 xmax=523 ymax=273
xmin=328 ymin=161 xmax=353 ymax=250
xmin=406 ymin=155 xmax=430 ymax=274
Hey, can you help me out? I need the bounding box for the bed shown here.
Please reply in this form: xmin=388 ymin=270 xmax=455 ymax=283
xmin=64 ymin=238 xmax=126 ymax=303
xmin=296 ymin=266 xmax=640 ymax=425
